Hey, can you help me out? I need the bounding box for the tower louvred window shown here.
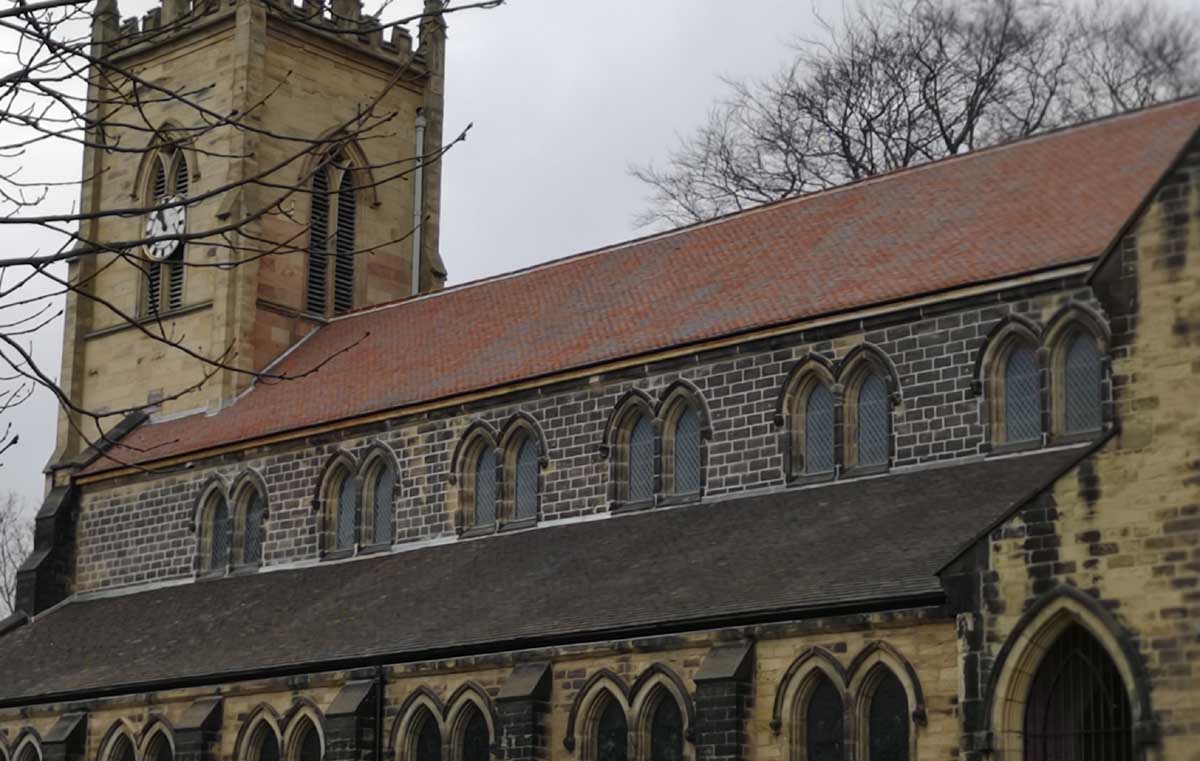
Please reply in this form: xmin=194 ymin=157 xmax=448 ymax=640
xmin=334 ymin=166 xmax=356 ymax=314
xmin=306 ymin=154 xmax=359 ymax=317
xmin=307 ymin=166 xmax=331 ymax=315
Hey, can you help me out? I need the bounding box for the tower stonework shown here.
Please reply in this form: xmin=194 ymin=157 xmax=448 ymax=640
xmin=53 ymin=0 xmax=448 ymax=466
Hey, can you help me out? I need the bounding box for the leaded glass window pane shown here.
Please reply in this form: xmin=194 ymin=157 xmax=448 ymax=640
xmin=804 ymin=384 xmax=835 ymax=474
xmin=650 ymin=698 xmax=683 ymax=761
xmin=596 ymin=700 xmax=627 ymax=761
xmin=868 ymin=672 xmax=909 ymax=761
xmin=243 ymin=491 xmax=264 ymax=565
xmin=336 ymin=474 xmax=356 ymax=549
xmin=463 ymin=710 xmax=490 ymax=761
xmin=857 ymin=374 xmax=890 ymax=467
xmin=257 ymin=730 xmax=280 ymax=761
xmin=806 ymin=675 xmax=843 ymax=761
xmin=515 ymin=438 xmax=539 ymax=520
xmin=416 ymin=717 xmax=441 ymax=761
xmin=474 ymin=447 xmax=497 ymax=527
xmin=209 ymin=496 xmax=229 ymax=571
xmin=1023 ymin=623 xmax=1132 ymax=761
xmin=373 ymin=465 xmax=394 ymax=545
xmin=1005 ymin=346 xmax=1042 ymax=443
xmin=298 ymin=725 xmax=321 ymax=761
xmin=1064 ymin=335 xmax=1103 ymax=434
xmin=628 ymin=415 xmax=655 ymax=502
xmin=673 ymin=407 xmax=701 ymax=494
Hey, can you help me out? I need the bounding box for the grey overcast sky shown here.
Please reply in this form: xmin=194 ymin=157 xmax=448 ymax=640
xmin=0 ymin=0 xmax=835 ymax=511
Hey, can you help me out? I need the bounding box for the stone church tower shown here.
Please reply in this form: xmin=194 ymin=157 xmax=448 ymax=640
xmin=53 ymin=0 xmax=448 ymax=464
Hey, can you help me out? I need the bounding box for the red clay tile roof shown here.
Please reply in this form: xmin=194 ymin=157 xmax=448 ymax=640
xmin=86 ymin=99 xmax=1200 ymax=474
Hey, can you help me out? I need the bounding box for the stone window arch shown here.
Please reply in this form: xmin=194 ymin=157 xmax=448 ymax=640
xmin=359 ymin=443 xmax=400 ymax=547
xmin=836 ymin=346 xmax=897 ymax=472
xmin=230 ymin=471 xmax=269 ymax=568
xmin=99 ymin=724 xmax=139 ymax=761
xmin=451 ymin=422 xmax=500 ymax=534
xmin=588 ymin=692 xmax=629 ymax=761
xmin=446 ymin=689 xmax=494 ymax=761
xmin=140 ymin=136 xmax=191 ymax=317
xmin=283 ymin=712 xmax=323 ymax=761
xmin=771 ymin=647 xmax=848 ymax=761
xmin=498 ymin=414 xmax=547 ymax=526
xmin=393 ymin=694 xmax=445 ymax=761
xmin=195 ymin=480 xmax=231 ymax=575
xmin=847 ymin=643 xmax=924 ymax=761
xmin=139 ymin=720 xmax=175 ymax=761
xmin=12 ymin=734 xmax=42 ymax=761
xmin=656 ymin=382 xmax=710 ymax=501
xmin=987 ymin=589 xmax=1150 ymax=761
xmin=305 ymin=148 xmax=364 ymax=317
xmin=1044 ymin=306 xmax=1110 ymax=440
xmin=777 ymin=356 xmax=838 ymax=482
xmin=859 ymin=667 xmax=909 ymax=761
xmin=602 ymin=390 xmax=658 ymax=509
xmin=242 ymin=712 xmax=283 ymax=761
xmin=566 ymin=671 xmax=633 ymax=761
xmin=977 ymin=319 xmax=1045 ymax=450
xmin=316 ymin=450 xmax=360 ymax=556
xmin=628 ymin=665 xmax=695 ymax=761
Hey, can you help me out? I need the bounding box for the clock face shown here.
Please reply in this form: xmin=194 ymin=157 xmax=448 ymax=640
xmin=144 ymin=195 xmax=187 ymax=261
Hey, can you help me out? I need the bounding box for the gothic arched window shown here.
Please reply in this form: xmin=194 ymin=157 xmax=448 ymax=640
xmin=366 ymin=459 xmax=395 ymax=546
xmin=293 ymin=720 xmax=321 ymax=761
xmin=805 ymin=675 xmax=843 ymax=761
xmin=143 ymin=148 xmax=189 ymax=316
xmin=1023 ymin=623 xmax=1132 ymax=761
xmin=473 ymin=447 xmax=497 ymax=529
xmin=1061 ymin=334 xmax=1104 ymax=435
xmin=804 ymin=384 xmax=836 ymax=476
xmin=415 ymin=714 xmax=441 ymax=761
xmin=239 ymin=487 xmax=266 ymax=567
xmin=306 ymin=155 xmax=358 ymax=317
xmin=513 ymin=436 xmax=539 ymax=521
xmin=649 ymin=697 xmax=683 ymax=761
xmin=866 ymin=670 xmax=909 ymax=761
xmin=667 ymin=406 xmax=702 ymax=496
xmin=251 ymin=725 xmax=280 ymax=761
xmin=109 ymin=736 xmax=135 ymax=761
xmin=596 ymin=699 xmax=627 ymax=761
xmin=201 ymin=491 xmax=230 ymax=573
xmin=460 ymin=708 xmax=489 ymax=761
xmin=1003 ymin=344 xmax=1042 ymax=445
xmin=854 ymin=373 xmax=890 ymax=468
xmin=335 ymin=471 xmax=357 ymax=551
xmin=627 ymin=414 xmax=655 ymax=503
xmin=146 ymin=734 xmax=173 ymax=761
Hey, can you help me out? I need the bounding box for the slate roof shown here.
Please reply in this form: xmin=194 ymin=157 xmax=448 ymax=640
xmin=81 ymin=98 xmax=1200 ymax=474
xmin=1 ymin=447 xmax=1088 ymax=704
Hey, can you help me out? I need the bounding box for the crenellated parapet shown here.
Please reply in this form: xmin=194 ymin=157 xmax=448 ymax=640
xmin=98 ymin=0 xmax=432 ymax=66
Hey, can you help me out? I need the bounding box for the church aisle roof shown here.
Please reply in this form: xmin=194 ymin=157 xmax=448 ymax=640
xmin=2 ymin=447 xmax=1087 ymax=704
xmin=85 ymin=98 xmax=1200 ymax=473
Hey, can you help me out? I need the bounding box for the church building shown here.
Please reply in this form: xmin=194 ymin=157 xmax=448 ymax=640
xmin=2 ymin=2 xmax=1200 ymax=761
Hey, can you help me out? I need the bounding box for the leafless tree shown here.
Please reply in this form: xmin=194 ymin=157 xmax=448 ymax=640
xmin=0 ymin=492 xmax=31 ymax=616
xmin=0 ymin=0 xmax=500 ymax=471
xmin=633 ymin=0 xmax=1200 ymax=227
